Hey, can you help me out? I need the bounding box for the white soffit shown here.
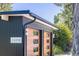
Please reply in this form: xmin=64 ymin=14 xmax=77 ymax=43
xmin=22 ymin=14 xmax=58 ymax=30
xmin=1 ymin=15 xmax=9 ymax=21
xmin=0 ymin=14 xmax=58 ymax=30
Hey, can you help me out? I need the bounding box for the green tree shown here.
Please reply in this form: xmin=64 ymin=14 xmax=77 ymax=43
xmin=0 ymin=3 xmax=12 ymax=11
xmin=54 ymin=3 xmax=73 ymax=55
xmin=54 ymin=13 xmax=62 ymax=24
xmin=62 ymin=4 xmax=73 ymax=29
xmin=54 ymin=3 xmax=73 ymax=30
xmin=53 ymin=45 xmax=64 ymax=55
xmin=54 ymin=23 xmax=72 ymax=51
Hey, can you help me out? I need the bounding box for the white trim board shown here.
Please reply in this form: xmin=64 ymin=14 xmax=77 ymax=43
xmin=0 ymin=14 xmax=58 ymax=30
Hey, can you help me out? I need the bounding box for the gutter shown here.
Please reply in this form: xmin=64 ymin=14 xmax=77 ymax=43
xmin=23 ymin=12 xmax=36 ymax=56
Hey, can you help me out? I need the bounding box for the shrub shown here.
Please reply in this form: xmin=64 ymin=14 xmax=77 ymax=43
xmin=54 ymin=23 xmax=72 ymax=51
xmin=53 ymin=45 xmax=64 ymax=55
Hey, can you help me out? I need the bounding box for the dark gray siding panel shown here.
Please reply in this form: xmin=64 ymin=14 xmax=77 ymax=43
xmin=0 ymin=16 xmax=23 ymax=56
xmin=23 ymin=17 xmax=53 ymax=32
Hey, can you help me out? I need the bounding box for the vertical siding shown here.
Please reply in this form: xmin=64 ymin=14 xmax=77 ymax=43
xmin=0 ymin=16 xmax=23 ymax=56
xmin=39 ymin=30 xmax=44 ymax=56
xmin=50 ymin=32 xmax=53 ymax=56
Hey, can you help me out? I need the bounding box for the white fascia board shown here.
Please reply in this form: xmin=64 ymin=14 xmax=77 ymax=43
xmin=22 ymin=14 xmax=58 ymax=30
xmin=0 ymin=14 xmax=58 ymax=30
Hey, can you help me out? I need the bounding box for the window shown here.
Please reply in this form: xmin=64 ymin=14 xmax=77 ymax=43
xmin=33 ymin=39 xmax=38 ymax=44
xmin=33 ymin=47 xmax=38 ymax=52
xmin=47 ymin=33 xmax=50 ymax=37
xmin=47 ymin=46 xmax=50 ymax=49
xmin=33 ymin=30 xmax=39 ymax=36
xmin=47 ymin=40 xmax=49 ymax=43
xmin=34 ymin=54 xmax=38 ymax=56
xmin=47 ymin=52 xmax=50 ymax=55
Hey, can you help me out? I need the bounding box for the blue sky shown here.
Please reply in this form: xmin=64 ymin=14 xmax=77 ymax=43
xmin=12 ymin=3 xmax=63 ymax=23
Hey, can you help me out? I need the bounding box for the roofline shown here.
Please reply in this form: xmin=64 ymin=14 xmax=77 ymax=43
xmin=0 ymin=10 xmax=58 ymax=30
xmin=0 ymin=10 xmax=30 ymax=15
xmin=30 ymin=12 xmax=58 ymax=29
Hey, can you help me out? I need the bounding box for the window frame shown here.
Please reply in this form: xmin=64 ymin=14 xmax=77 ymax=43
xmin=33 ymin=47 xmax=38 ymax=52
xmin=47 ymin=45 xmax=50 ymax=49
xmin=47 ymin=51 xmax=50 ymax=55
xmin=33 ymin=30 xmax=39 ymax=36
xmin=33 ymin=39 xmax=39 ymax=44
xmin=47 ymin=40 xmax=49 ymax=43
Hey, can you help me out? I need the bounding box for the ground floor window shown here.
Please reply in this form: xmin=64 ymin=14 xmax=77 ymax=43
xmin=33 ymin=47 xmax=38 ymax=52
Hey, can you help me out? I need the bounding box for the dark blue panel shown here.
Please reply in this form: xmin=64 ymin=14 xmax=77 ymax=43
xmin=0 ymin=10 xmax=30 ymax=15
xmin=0 ymin=16 xmax=23 ymax=56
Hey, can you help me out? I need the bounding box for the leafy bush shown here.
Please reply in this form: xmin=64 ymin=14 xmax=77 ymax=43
xmin=54 ymin=23 xmax=72 ymax=51
xmin=53 ymin=45 xmax=64 ymax=55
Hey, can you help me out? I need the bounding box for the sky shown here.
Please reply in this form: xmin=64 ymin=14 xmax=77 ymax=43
xmin=12 ymin=3 xmax=63 ymax=23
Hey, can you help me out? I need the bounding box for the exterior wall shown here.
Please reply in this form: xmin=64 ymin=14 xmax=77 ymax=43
xmin=0 ymin=16 xmax=23 ymax=56
xmin=44 ymin=32 xmax=51 ymax=56
xmin=26 ymin=27 xmax=40 ymax=56
xmin=0 ymin=15 xmax=53 ymax=56
xmin=23 ymin=17 xmax=53 ymax=56
xmin=23 ymin=17 xmax=52 ymax=32
xmin=25 ymin=27 xmax=53 ymax=56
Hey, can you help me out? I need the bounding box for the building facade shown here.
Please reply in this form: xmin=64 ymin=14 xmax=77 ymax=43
xmin=0 ymin=10 xmax=58 ymax=56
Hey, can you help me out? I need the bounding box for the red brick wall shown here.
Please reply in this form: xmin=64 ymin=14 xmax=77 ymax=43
xmin=25 ymin=27 xmax=52 ymax=56
xmin=25 ymin=28 xmax=40 ymax=56
xmin=44 ymin=32 xmax=51 ymax=56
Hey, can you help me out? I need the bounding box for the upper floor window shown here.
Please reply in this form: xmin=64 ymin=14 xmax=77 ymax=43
xmin=47 ymin=33 xmax=50 ymax=37
xmin=33 ymin=30 xmax=39 ymax=36
xmin=33 ymin=39 xmax=38 ymax=44
xmin=47 ymin=40 xmax=49 ymax=43
xmin=47 ymin=46 xmax=50 ymax=49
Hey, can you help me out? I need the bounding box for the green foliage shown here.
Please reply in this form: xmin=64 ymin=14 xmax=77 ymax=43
xmin=54 ymin=3 xmax=73 ymax=29
xmin=54 ymin=13 xmax=62 ymax=24
xmin=54 ymin=23 xmax=72 ymax=51
xmin=54 ymin=15 xmax=59 ymax=24
xmin=0 ymin=3 xmax=12 ymax=11
xmin=62 ymin=4 xmax=73 ymax=29
xmin=53 ymin=45 xmax=64 ymax=55
xmin=54 ymin=4 xmax=73 ymax=53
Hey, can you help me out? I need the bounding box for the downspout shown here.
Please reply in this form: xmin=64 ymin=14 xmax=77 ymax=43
xmin=23 ymin=13 xmax=36 ymax=56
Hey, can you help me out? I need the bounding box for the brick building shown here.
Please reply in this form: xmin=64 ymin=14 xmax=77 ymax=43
xmin=0 ymin=10 xmax=58 ymax=56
